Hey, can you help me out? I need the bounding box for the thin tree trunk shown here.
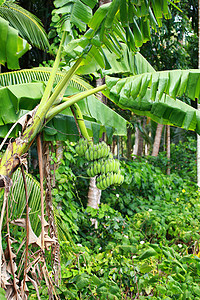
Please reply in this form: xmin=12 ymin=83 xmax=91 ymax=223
xmin=152 ymin=123 xmax=164 ymax=157
xmin=133 ymin=118 xmax=146 ymax=157
xmin=137 ymin=118 xmax=146 ymax=156
xmin=133 ymin=126 xmax=139 ymax=156
xmin=121 ymin=137 xmax=123 ymax=158
xmin=137 ymin=129 xmax=144 ymax=156
xmin=127 ymin=126 xmax=132 ymax=159
xmin=166 ymin=125 xmax=170 ymax=175
xmin=112 ymin=138 xmax=116 ymax=156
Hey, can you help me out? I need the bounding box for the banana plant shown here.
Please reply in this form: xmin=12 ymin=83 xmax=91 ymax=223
xmin=1 ymin=0 xmax=200 ymax=297
xmin=0 ymin=0 xmax=181 ymax=178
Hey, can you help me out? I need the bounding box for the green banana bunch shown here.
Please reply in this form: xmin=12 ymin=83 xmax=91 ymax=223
xmin=96 ymin=174 xmax=108 ymax=190
xmin=96 ymin=170 xmax=124 ymax=190
xmin=87 ymin=161 xmax=99 ymax=177
xmin=85 ymin=144 xmax=96 ymax=161
xmin=85 ymin=142 xmax=110 ymax=161
xmin=97 ymin=158 xmax=120 ymax=174
xmin=76 ymin=140 xmax=124 ymax=189
xmin=75 ymin=138 xmax=89 ymax=156
xmin=113 ymin=170 xmax=124 ymax=185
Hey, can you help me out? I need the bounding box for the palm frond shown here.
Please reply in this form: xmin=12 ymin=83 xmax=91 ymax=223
xmin=0 ymin=1 xmax=50 ymax=51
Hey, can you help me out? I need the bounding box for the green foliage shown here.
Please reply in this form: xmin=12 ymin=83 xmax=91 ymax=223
xmin=102 ymin=159 xmax=200 ymax=247
xmin=27 ymin=140 xmax=200 ymax=299
xmin=51 ymin=141 xmax=80 ymax=241
xmin=149 ymin=136 xmax=197 ymax=182
xmin=104 ymin=69 xmax=200 ymax=135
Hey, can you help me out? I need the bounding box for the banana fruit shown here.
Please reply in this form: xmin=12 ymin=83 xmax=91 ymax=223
xmin=96 ymin=171 xmax=124 ymax=190
xmin=75 ymin=138 xmax=88 ymax=156
xmin=76 ymin=139 xmax=124 ymax=190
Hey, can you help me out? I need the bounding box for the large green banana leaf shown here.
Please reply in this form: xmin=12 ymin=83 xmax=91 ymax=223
xmin=53 ymin=0 xmax=97 ymax=33
xmin=0 ymin=80 xmax=127 ymax=141
xmin=61 ymin=0 xmax=173 ymax=68
xmin=76 ymin=44 xmax=155 ymax=76
xmin=43 ymin=114 xmax=116 ymax=144
xmin=106 ymin=70 xmax=200 ymax=102
xmin=0 ymin=16 xmax=30 ymax=69
xmin=0 ymin=68 xmax=99 ymax=91
xmin=105 ymin=70 xmax=200 ymax=134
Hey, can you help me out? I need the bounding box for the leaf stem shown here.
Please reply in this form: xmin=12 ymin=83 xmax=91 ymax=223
xmin=46 ymin=84 xmax=107 ymax=121
xmin=70 ymin=103 xmax=91 ymax=141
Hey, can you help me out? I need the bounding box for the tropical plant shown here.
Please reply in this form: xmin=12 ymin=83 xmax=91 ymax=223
xmin=1 ymin=0 xmax=200 ymax=298
xmin=0 ymin=0 xmax=50 ymax=69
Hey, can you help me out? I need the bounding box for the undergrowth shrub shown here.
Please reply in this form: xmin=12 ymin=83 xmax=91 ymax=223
xmin=148 ymin=136 xmax=197 ymax=182
xmin=30 ymin=141 xmax=200 ymax=299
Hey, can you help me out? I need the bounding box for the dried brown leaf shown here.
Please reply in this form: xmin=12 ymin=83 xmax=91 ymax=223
xmin=27 ymin=276 xmax=41 ymax=300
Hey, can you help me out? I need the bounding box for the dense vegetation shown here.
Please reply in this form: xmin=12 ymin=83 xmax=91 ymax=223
xmin=0 ymin=0 xmax=200 ymax=299
xmin=26 ymin=137 xmax=200 ymax=299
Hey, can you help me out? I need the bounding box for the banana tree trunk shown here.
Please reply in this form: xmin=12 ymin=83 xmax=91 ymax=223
xmin=86 ymin=45 xmax=109 ymax=218
xmin=152 ymin=123 xmax=164 ymax=157
xmin=43 ymin=142 xmax=61 ymax=286
xmin=87 ymin=177 xmax=102 ymax=229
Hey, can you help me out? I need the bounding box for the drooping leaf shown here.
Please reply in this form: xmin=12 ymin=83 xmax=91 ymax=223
xmin=0 ymin=16 xmax=30 ymax=69
xmin=105 ymin=70 xmax=200 ymax=134
xmin=0 ymin=82 xmax=45 ymax=126
xmin=43 ymin=113 xmax=124 ymax=142
xmin=77 ymin=44 xmax=155 ymax=76
xmin=106 ymin=69 xmax=200 ymax=102
xmin=0 ymin=80 xmax=127 ymax=139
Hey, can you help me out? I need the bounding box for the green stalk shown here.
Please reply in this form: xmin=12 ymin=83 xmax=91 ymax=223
xmin=39 ymin=32 xmax=67 ymax=107
xmin=35 ymin=57 xmax=83 ymax=124
xmin=46 ymin=84 xmax=107 ymax=121
xmin=71 ymin=103 xmax=91 ymax=141
xmin=0 ymin=39 xmax=83 ymax=177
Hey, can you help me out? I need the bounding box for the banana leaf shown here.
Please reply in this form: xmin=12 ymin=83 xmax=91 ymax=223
xmin=0 ymin=81 xmax=127 ymax=140
xmin=76 ymin=44 xmax=155 ymax=76
xmin=104 ymin=72 xmax=200 ymax=134
xmin=0 ymin=16 xmax=30 ymax=69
